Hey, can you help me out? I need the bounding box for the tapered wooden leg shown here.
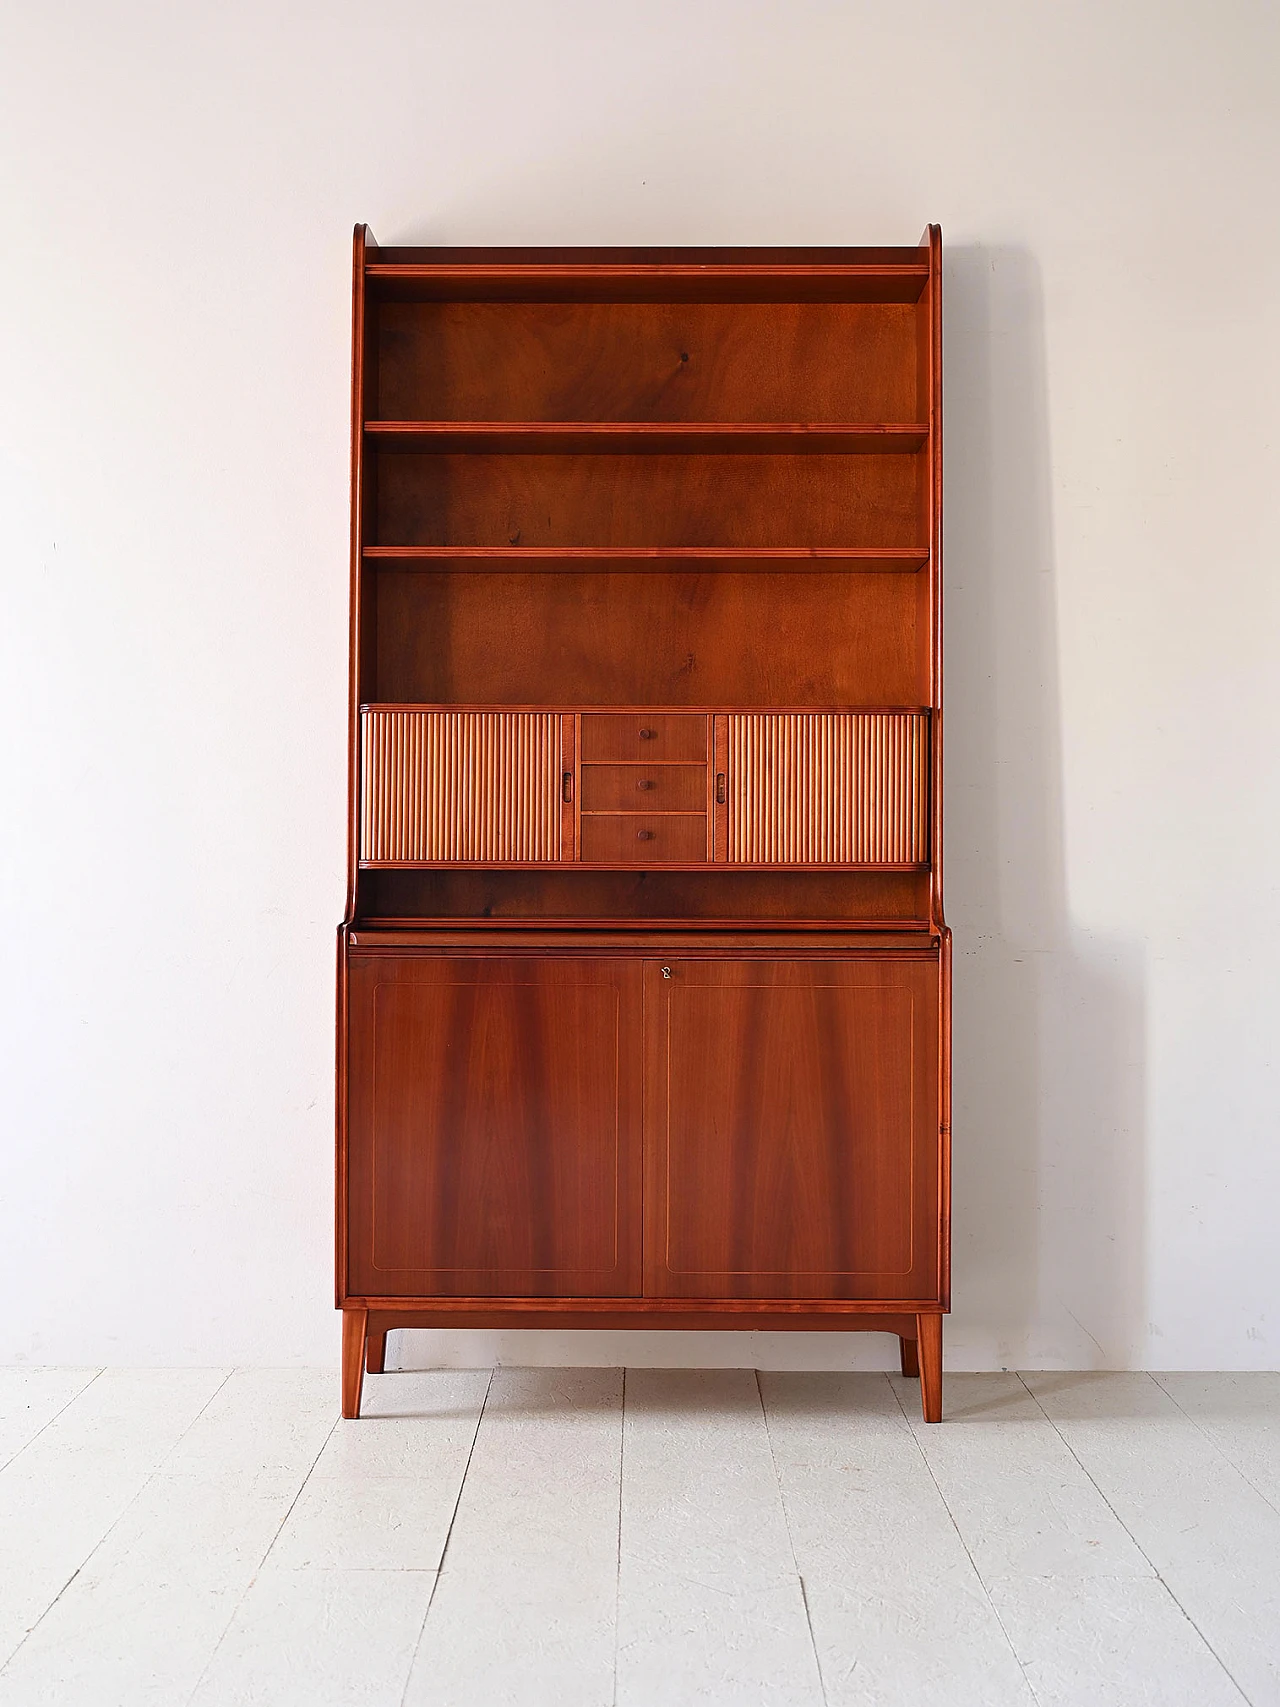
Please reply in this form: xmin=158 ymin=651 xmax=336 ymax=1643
xmin=899 ymin=1335 xmax=920 ymax=1378
xmin=917 ymin=1313 xmax=943 ymax=1422
xmin=341 ymin=1308 xmax=368 ymax=1419
xmin=366 ymin=1327 xmax=387 ymax=1375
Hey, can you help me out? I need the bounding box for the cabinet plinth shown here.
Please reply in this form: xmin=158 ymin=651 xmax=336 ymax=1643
xmin=338 ymin=231 xmax=950 ymax=1420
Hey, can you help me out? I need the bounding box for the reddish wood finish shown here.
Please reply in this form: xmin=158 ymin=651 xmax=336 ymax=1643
xmin=341 ymin=1307 xmax=367 ymax=1419
xmin=376 ymin=451 xmax=924 ymax=550
xmin=917 ymin=1310 xmax=943 ymax=1422
xmin=376 ymin=572 xmax=928 ymax=709
xmin=339 ymin=231 xmax=949 ymax=1425
xmin=579 ymin=712 xmax=709 ymax=763
xmin=345 ymin=953 xmax=643 ymax=1298
xmin=578 ymin=814 xmax=708 ymax=865
xmin=899 ymin=1334 xmax=920 ymax=1378
xmin=374 ymin=299 xmax=923 ymax=420
xmin=581 ymin=763 xmax=707 ymax=812
xmin=643 ymin=957 xmax=940 ymax=1301
xmin=365 ymin=546 xmax=929 ymax=572
xmin=366 ymin=1327 xmax=387 ymax=1374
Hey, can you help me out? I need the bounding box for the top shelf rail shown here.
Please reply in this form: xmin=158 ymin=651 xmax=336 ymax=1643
xmin=364 ymin=262 xmax=931 ymax=304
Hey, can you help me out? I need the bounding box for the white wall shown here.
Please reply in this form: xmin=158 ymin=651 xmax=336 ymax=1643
xmin=2 ymin=0 xmax=1277 ymax=1371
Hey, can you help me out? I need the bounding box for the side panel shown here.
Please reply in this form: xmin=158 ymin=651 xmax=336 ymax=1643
xmin=346 ymin=953 xmax=643 ymax=1297
xmin=644 ymin=956 xmax=941 ymax=1301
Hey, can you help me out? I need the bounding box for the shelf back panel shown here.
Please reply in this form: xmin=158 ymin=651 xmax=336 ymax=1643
xmin=360 ymin=868 xmax=931 ymax=924
xmin=373 ymin=569 xmax=929 ymax=707
xmin=374 ymin=451 xmax=924 ymax=551
xmin=375 ymin=300 xmax=922 ymax=423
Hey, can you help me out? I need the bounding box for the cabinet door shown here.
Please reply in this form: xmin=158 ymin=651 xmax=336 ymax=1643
xmin=644 ymin=957 xmax=940 ymax=1301
xmin=360 ymin=709 xmax=568 ymax=863
xmin=346 ymin=954 xmax=642 ymax=1297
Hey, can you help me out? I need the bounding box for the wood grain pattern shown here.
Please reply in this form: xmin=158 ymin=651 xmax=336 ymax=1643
xmin=644 ymin=957 xmax=941 ymax=1302
xmin=365 ymin=254 xmax=930 ymax=304
xmin=345 ymin=954 xmax=643 ymax=1298
xmin=360 ymin=709 xmax=560 ymax=863
xmin=374 ymin=570 xmax=928 ymax=709
xmin=364 ymin=546 xmax=929 ymax=572
xmin=376 ymin=299 xmax=923 ymax=421
xmin=361 ymin=866 xmax=933 ymax=924
xmin=580 ymin=764 xmax=708 ymax=811
xmin=727 ymin=712 xmax=928 ymax=865
xmin=366 ymin=422 xmax=927 ymax=453
xmin=341 ymin=1307 xmax=367 ymax=1419
xmin=376 ymin=451 xmax=924 ymax=550
xmin=917 ymin=1310 xmax=943 ymax=1422
xmin=341 ymin=236 xmax=948 ymax=1419
xmin=579 ymin=712 xmax=709 ymax=763
xmin=578 ymin=814 xmax=708 ymax=865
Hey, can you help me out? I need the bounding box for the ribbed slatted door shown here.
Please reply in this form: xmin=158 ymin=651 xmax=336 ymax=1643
xmin=360 ymin=709 xmax=561 ymax=864
xmin=725 ymin=712 xmax=928 ymax=866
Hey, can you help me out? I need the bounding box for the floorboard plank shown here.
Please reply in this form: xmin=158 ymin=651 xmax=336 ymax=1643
xmin=617 ymin=1368 xmax=823 ymax=1707
xmin=890 ymin=1372 xmax=1152 ymax=1582
xmin=189 ymin=1568 xmax=433 ymax=1707
xmin=1025 ymin=1371 xmax=1280 ymax=1706
xmin=0 ymin=1369 xmax=100 ymax=1472
xmin=761 ymin=1371 xmax=1034 ymax=1707
xmin=267 ymin=1371 xmax=490 ymax=1572
xmin=403 ymin=1367 xmax=623 ymax=1707
xmin=0 ymin=1369 xmax=227 ymax=1669
xmin=1155 ymin=1372 xmax=1280 ymax=1509
xmin=0 ymin=1371 xmax=336 ymax=1706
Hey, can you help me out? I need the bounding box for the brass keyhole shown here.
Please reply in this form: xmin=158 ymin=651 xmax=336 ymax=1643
xmin=661 ymin=966 xmax=672 ymax=979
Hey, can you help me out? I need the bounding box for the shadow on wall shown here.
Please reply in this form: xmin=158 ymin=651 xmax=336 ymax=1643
xmin=944 ymin=244 xmax=1147 ymax=1371
xmin=396 ymin=242 xmax=1149 ymax=1376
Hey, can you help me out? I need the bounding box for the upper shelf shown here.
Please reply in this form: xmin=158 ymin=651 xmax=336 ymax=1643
xmin=361 ymin=546 xmax=929 ymax=573
xmin=364 ymin=422 xmax=928 ymax=455
xmin=365 ymin=260 xmax=931 ymax=305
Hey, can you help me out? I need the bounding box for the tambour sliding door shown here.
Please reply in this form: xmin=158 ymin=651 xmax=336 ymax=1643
xmin=359 ymin=706 xmax=929 ymax=870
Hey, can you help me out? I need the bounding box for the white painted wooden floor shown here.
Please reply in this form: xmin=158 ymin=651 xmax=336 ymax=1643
xmin=0 ymin=1368 xmax=1277 ymax=1705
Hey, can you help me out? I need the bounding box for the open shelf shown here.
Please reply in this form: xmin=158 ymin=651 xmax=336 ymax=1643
xmin=365 ymin=422 xmax=928 ymax=454
xmin=362 ymin=545 xmax=929 ymax=573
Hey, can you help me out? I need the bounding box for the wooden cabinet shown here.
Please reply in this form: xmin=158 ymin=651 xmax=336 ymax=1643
xmin=345 ymin=953 xmax=642 ymax=1299
xmin=339 ymin=231 xmax=949 ymax=1423
xmin=644 ymin=957 xmax=940 ymax=1303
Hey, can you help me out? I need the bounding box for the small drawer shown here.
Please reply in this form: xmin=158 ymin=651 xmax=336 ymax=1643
xmin=579 ymin=713 xmax=709 ymax=763
xmin=580 ymin=763 xmax=708 ymax=812
xmin=579 ymin=814 xmax=709 ymax=865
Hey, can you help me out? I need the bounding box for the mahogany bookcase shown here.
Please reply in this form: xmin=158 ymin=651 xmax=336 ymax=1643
xmin=337 ymin=228 xmax=950 ymax=1420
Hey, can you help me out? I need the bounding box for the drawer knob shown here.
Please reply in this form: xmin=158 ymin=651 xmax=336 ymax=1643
xmin=639 ymin=727 xmax=656 ymax=739
xmin=637 ymin=829 xmax=654 ymax=841
xmin=637 ymin=778 xmax=654 ymax=791
xmin=661 ymin=965 xmax=672 ymax=979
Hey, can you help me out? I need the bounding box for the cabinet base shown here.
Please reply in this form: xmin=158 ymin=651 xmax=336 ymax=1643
xmin=339 ymin=1305 xmax=945 ymax=1423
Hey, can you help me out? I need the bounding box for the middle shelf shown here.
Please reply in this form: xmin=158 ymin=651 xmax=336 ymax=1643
xmin=364 ymin=421 xmax=928 ymax=453
xmin=361 ymin=545 xmax=929 ymax=572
